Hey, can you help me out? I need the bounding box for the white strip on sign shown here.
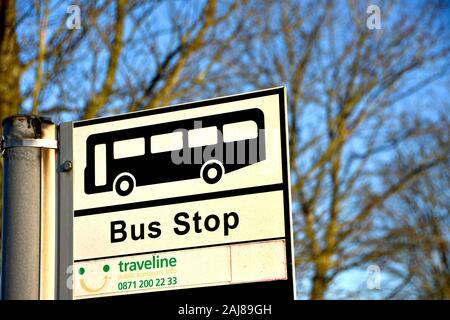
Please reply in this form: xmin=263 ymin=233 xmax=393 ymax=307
xmin=73 ymin=240 xmax=287 ymax=299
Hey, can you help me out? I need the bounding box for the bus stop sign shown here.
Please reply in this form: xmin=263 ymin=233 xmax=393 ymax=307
xmin=61 ymin=87 xmax=295 ymax=299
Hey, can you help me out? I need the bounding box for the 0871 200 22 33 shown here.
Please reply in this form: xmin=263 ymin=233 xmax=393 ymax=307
xmin=117 ymin=276 xmax=177 ymax=291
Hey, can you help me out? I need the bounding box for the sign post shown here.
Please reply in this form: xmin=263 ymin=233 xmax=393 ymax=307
xmin=1 ymin=115 xmax=57 ymax=300
xmin=60 ymin=87 xmax=295 ymax=300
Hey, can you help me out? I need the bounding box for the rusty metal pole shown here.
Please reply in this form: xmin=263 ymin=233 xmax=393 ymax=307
xmin=1 ymin=115 xmax=57 ymax=300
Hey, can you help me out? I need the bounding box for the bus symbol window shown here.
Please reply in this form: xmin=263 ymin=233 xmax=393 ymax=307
xmin=151 ymin=132 xmax=183 ymax=154
xmin=223 ymin=121 xmax=258 ymax=142
xmin=114 ymin=137 xmax=145 ymax=159
xmin=83 ymin=108 xmax=266 ymax=196
xmin=94 ymin=144 xmax=107 ymax=187
xmin=188 ymin=126 xmax=218 ymax=148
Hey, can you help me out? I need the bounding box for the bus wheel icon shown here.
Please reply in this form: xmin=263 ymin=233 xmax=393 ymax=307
xmin=114 ymin=173 xmax=135 ymax=196
xmin=201 ymin=160 xmax=224 ymax=184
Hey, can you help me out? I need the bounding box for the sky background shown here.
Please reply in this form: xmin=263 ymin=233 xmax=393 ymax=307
xmin=7 ymin=0 xmax=450 ymax=299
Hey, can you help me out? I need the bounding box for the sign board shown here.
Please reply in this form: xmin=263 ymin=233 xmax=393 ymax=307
xmin=62 ymin=87 xmax=295 ymax=299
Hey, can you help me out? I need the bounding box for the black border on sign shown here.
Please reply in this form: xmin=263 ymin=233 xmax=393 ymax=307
xmin=72 ymin=87 xmax=295 ymax=299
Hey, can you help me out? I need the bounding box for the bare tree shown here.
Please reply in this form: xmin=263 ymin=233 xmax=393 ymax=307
xmin=0 ymin=0 xmax=448 ymax=300
xmin=0 ymin=0 xmax=247 ymax=245
xmin=217 ymin=0 xmax=450 ymax=299
xmin=372 ymin=113 xmax=449 ymax=299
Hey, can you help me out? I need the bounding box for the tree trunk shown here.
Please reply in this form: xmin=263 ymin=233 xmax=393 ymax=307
xmin=310 ymin=271 xmax=328 ymax=299
xmin=0 ymin=0 xmax=22 ymax=236
xmin=310 ymin=258 xmax=331 ymax=300
xmin=0 ymin=0 xmax=22 ymax=120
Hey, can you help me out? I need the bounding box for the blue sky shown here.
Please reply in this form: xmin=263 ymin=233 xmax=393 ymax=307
xmin=12 ymin=0 xmax=450 ymax=299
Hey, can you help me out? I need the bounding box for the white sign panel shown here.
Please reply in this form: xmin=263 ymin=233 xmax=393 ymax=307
xmin=66 ymin=87 xmax=295 ymax=299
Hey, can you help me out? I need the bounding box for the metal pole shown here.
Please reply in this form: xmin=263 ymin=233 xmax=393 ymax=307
xmin=1 ymin=115 xmax=57 ymax=300
xmin=40 ymin=121 xmax=57 ymax=299
xmin=57 ymin=122 xmax=73 ymax=300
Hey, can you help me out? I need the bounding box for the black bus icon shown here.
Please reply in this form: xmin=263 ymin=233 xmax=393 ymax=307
xmin=84 ymin=108 xmax=266 ymax=196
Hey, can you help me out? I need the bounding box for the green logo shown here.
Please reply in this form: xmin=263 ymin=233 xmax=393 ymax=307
xmin=78 ymin=264 xmax=111 ymax=293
